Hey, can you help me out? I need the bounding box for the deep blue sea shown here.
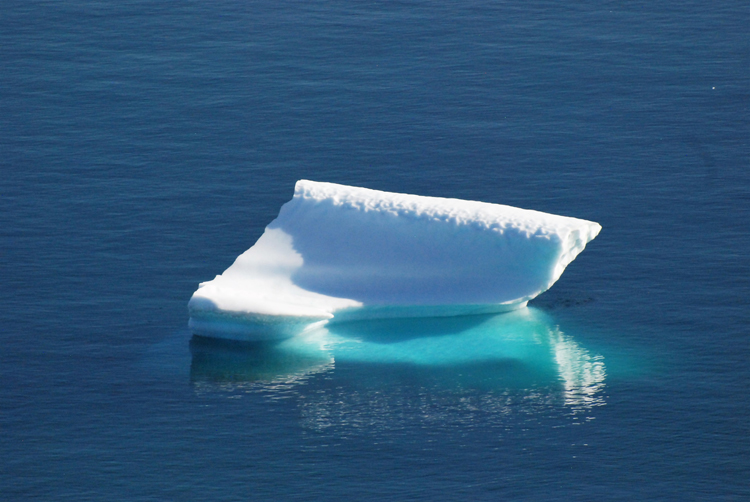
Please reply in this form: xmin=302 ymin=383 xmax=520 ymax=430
xmin=2 ymin=1 xmax=748 ymax=500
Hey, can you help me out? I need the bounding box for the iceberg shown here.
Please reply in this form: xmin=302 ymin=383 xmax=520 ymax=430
xmin=188 ymin=180 xmax=601 ymax=340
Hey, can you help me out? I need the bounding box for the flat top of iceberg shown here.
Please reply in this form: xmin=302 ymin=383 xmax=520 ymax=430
xmin=189 ymin=181 xmax=601 ymax=340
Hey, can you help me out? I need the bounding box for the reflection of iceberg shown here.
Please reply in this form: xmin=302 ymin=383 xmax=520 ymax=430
xmin=190 ymin=308 xmax=606 ymax=423
xmin=188 ymin=181 xmax=600 ymax=340
xmin=553 ymin=332 xmax=607 ymax=410
xmin=189 ymin=334 xmax=333 ymax=394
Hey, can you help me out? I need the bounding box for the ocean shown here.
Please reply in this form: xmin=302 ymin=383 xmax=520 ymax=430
xmin=1 ymin=1 xmax=748 ymax=500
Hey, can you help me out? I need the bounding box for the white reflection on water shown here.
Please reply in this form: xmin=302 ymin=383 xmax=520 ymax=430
xmin=190 ymin=308 xmax=606 ymax=427
xmin=552 ymin=329 xmax=606 ymax=411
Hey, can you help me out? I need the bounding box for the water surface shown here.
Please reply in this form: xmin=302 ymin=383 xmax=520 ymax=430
xmin=2 ymin=0 xmax=747 ymax=500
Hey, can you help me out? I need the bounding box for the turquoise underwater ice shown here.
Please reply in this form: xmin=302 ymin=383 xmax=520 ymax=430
xmin=190 ymin=307 xmax=606 ymax=413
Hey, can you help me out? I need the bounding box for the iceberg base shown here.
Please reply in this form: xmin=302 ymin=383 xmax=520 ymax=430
xmin=189 ymin=301 xmax=530 ymax=342
xmin=188 ymin=311 xmax=329 ymax=342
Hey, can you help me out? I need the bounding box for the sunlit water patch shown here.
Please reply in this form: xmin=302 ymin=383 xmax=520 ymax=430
xmin=189 ymin=308 xmax=606 ymax=433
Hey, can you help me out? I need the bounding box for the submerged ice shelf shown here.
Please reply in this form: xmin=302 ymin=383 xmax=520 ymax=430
xmin=188 ymin=181 xmax=601 ymax=340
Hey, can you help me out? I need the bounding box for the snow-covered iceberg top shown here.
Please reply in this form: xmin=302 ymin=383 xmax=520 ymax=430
xmin=189 ymin=180 xmax=601 ymax=340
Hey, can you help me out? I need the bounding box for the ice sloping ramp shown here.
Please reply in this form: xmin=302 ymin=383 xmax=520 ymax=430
xmin=188 ymin=180 xmax=601 ymax=340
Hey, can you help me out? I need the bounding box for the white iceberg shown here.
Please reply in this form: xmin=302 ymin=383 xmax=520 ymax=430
xmin=188 ymin=180 xmax=601 ymax=340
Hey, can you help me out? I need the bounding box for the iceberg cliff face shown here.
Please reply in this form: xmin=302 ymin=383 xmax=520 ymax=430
xmin=189 ymin=181 xmax=601 ymax=340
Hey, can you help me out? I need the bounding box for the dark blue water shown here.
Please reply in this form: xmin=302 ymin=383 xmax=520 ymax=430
xmin=2 ymin=1 xmax=748 ymax=500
